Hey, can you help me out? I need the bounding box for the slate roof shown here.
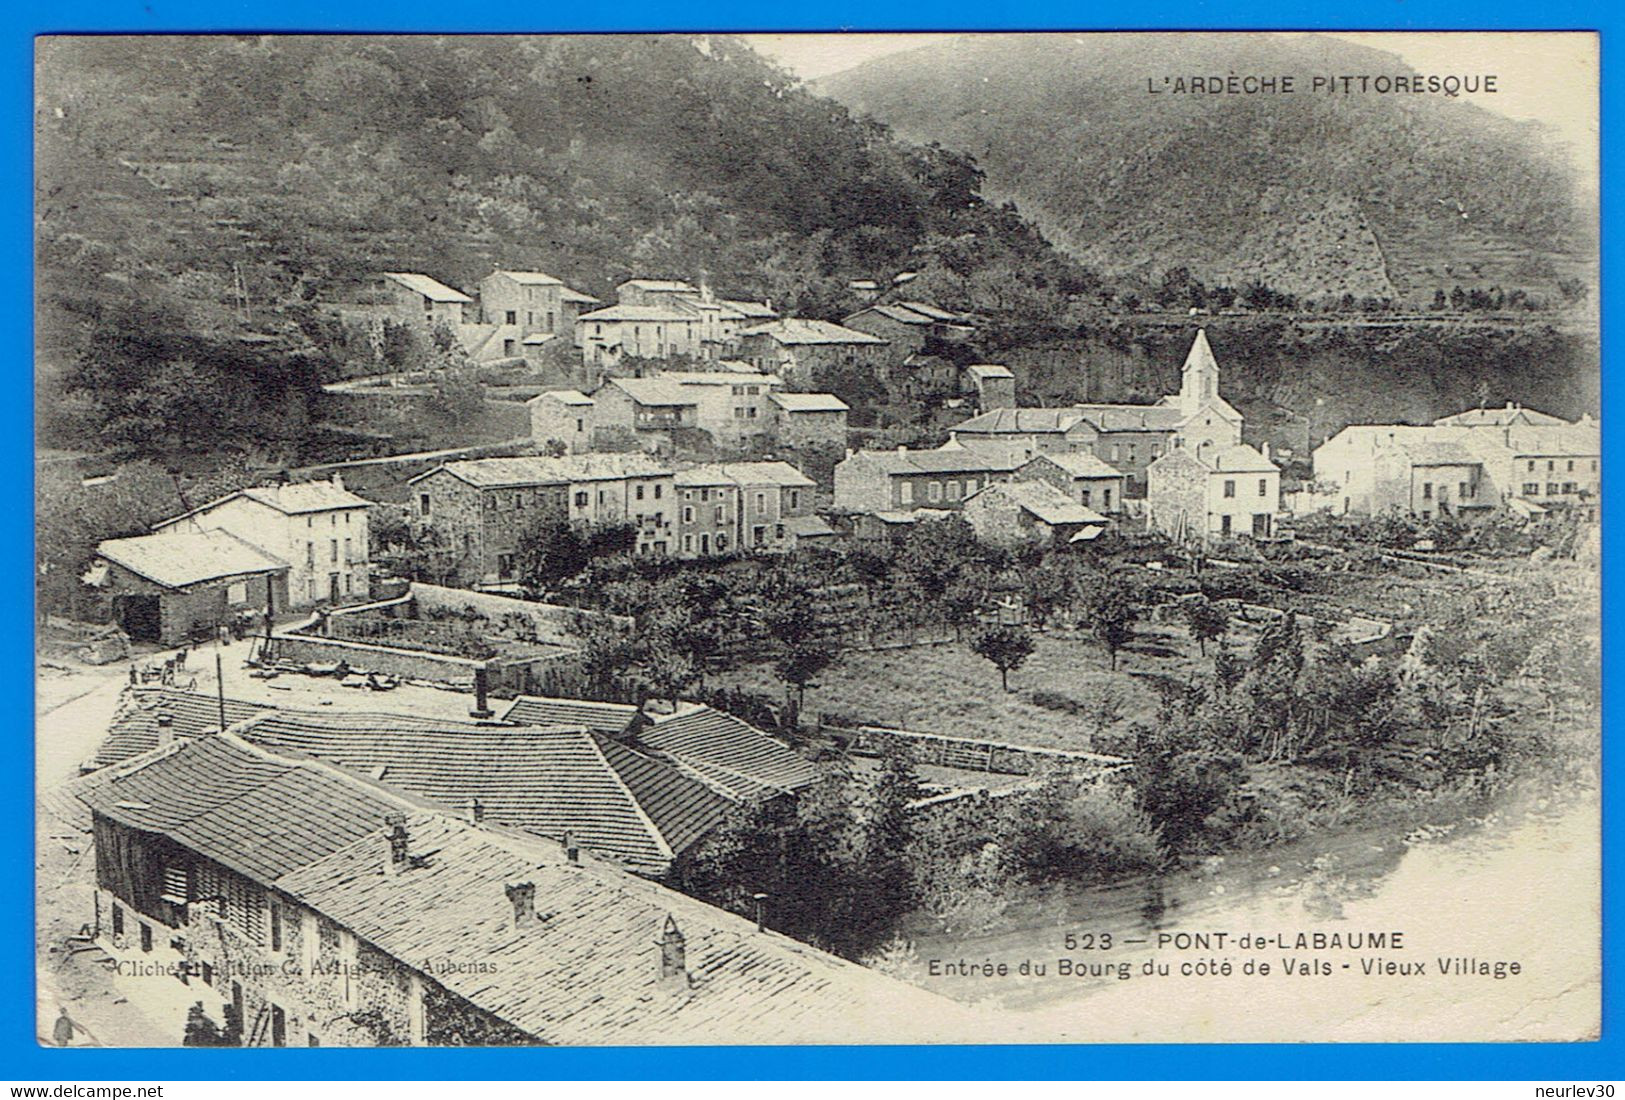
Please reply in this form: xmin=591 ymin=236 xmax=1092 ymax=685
xmin=561 ymin=287 xmax=600 ymax=304
xmin=384 ymin=272 xmax=472 ymax=303
xmin=96 ymin=530 xmax=288 ymax=590
xmin=1398 ymin=440 xmax=1481 ymax=466
xmin=675 ymin=462 xmax=815 ymax=490
xmin=493 ymin=270 xmax=561 ymax=286
xmin=1027 ymin=451 xmax=1124 ymax=479
xmin=719 ymin=299 xmax=777 ymax=319
xmin=1434 ymin=404 xmax=1569 ymax=428
xmin=770 ymin=392 xmax=849 ymax=413
xmin=410 ymin=453 xmax=671 ymax=489
xmin=783 ymin=515 xmax=839 ymax=540
xmin=276 ymin=813 xmax=967 ymax=1045
xmin=77 ymin=736 xmax=412 ymax=883
xmin=235 ymin=711 xmax=732 ymax=873
xmin=1202 ymin=443 xmax=1279 ymax=474
xmin=739 ymin=319 xmax=887 ymax=346
xmin=529 ymin=389 xmax=595 ymax=407
xmin=951 ymin=404 xmax=1184 ymax=436
xmin=618 ymin=278 xmax=698 ymax=294
xmin=91 ymin=687 xmax=273 ymax=770
xmin=1070 ymin=404 xmax=1187 ymax=432
xmin=500 ymin=696 xmax=638 ymax=734
xmin=656 ymin=371 xmax=784 ymax=388
xmin=964 ymin=364 xmax=1014 ymax=380
xmin=950 ymin=408 xmax=1085 ymax=434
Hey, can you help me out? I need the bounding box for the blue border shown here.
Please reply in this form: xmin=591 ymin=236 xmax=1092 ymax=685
xmin=10 ymin=1 xmax=1618 ymax=1080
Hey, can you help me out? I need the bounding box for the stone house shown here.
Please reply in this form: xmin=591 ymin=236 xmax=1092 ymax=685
xmin=768 ymin=391 xmax=850 ymax=451
xmin=478 ymin=270 xmax=599 ymax=348
xmin=960 ymin=480 xmax=1109 ymax=550
xmin=527 ymin=390 xmax=596 ymax=454
xmin=654 ymin=371 xmax=783 ymax=450
xmin=735 ymin=319 xmax=889 ymax=389
xmin=961 ymin=364 xmax=1016 ymax=411
xmin=381 ymin=272 xmax=472 ymax=329
xmin=575 ymin=305 xmax=704 ymax=377
xmin=1014 ymin=452 xmax=1127 ymax=514
xmin=590 ymin=377 xmax=701 ymax=452
xmin=84 ymin=530 xmax=288 ymax=646
xmin=407 ymin=454 xmax=676 ymax=586
xmin=841 ymin=301 xmax=974 ymax=367
xmin=151 ymin=478 xmax=373 ymax=610
xmin=833 ymin=445 xmax=1021 ymax=512
xmin=674 ymin=461 xmax=816 ymax=557
xmin=1148 ymin=442 xmax=1281 ymax=542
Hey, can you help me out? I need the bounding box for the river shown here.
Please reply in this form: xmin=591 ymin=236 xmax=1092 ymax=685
xmin=904 ymin=795 xmax=1600 ymax=1043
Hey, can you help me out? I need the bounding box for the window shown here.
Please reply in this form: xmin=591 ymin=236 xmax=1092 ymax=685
xmin=928 ymin=481 xmax=943 ymax=502
xmin=547 ymin=312 xmax=555 ymax=331
xmin=966 ymin=478 xmax=978 ymax=493
xmin=714 ymin=505 xmax=724 ymax=524
xmin=1258 ymin=479 xmax=1267 ymax=497
xmin=900 ymin=482 xmax=914 ymax=504
xmin=1548 ymin=483 xmax=1560 ymax=495
xmin=344 ymin=574 xmax=352 ymax=596
xmin=269 ymin=901 xmax=283 ymax=953
xmin=636 ymin=484 xmax=645 ymax=501
xmin=306 ymin=517 xmax=313 ymax=529
xmin=1220 ymin=515 xmax=1232 ymax=536
xmin=755 ymin=492 xmax=767 ymax=514
xmin=497 ymin=553 xmax=514 ymax=578
xmin=753 ymin=525 xmax=766 ymax=546
xmin=271 ymin=1004 xmax=287 ymax=1048
xmin=1547 ymin=460 xmax=1556 ymax=472
xmin=1528 ymin=460 xmax=1536 ymax=472
xmin=1568 ymin=459 xmax=1575 ymax=472
xmin=505 ymin=310 xmax=517 ymax=325
xmin=503 ymin=340 xmax=516 ymax=356
xmin=1421 ymin=483 xmax=1433 ymax=500
xmin=1563 ymin=482 xmax=1577 ymax=494
xmin=201 ymin=961 xmax=213 ymax=987
xmin=653 ymin=485 xmax=662 ymax=499
xmin=227 ymin=581 xmax=247 ymax=604
xmin=576 ymin=418 xmax=584 ymax=433
xmin=1223 ymin=480 xmax=1236 ymax=499
xmin=418 ymin=494 xmax=431 ymax=516
xmin=305 ymin=543 xmax=315 ymax=568
xmin=343 ymin=538 xmax=352 ymax=564
xmin=597 ymin=490 xmax=606 ymax=507
xmin=1459 ymin=482 xmax=1470 ymax=499
xmin=1080 ymin=489 xmax=1091 ymax=506
xmin=947 ymin=480 xmax=962 ymax=501
xmin=330 ymin=539 xmax=339 ymax=562
xmin=717 ymin=534 xmax=729 ymax=551
xmin=683 ymin=535 xmax=693 ymax=553
xmin=1524 ymin=482 xmax=1541 ymax=496
xmin=1104 ymin=488 xmax=1113 ymax=509
xmin=112 ymin=904 xmax=123 ymax=935
xmin=789 ymin=489 xmax=800 ymax=510
xmin=345 ymin=512 xmax=351 ymax=525
xmin=683 ymin=507 xmax=694 ymax=524
xmin=574 ymin=491 xmax=588 ymax=508
xmin=140 ymin=922 xmax=153 ymax=953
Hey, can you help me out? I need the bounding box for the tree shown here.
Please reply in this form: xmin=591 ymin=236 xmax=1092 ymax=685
xmin=1181 ymin=594 xmax=1229 ymax=656
xmin=971 ymin=624 xmax=1036 ymax=692
xmin=774 ymin=641 xmax=835 ymax=715
xmin=1079 ymin=583 xmax=1139 ymax=670
xmin=637 ymin=642 xmax=700 ymax=709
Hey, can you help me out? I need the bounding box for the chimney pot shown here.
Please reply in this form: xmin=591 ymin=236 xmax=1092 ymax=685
xmin=658 ymin=914 xmax=687 ymax=986
xmin=384 ymin=813 xmax=410 ymax=875
xmin=563 ymin=830 xmax=579 ymax=863
xmin=505 ymin=881 xmax=536 ymax=928
xmin=466 ymin=797 xmax=484 ymax=824
xmin=155 ymin=714 xmax=175 ymax=747
xmin=331 ymin=471 xmax=344 ymax=492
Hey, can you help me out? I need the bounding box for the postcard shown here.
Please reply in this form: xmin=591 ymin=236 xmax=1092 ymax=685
xmin=35 ymin=30 xmax=1599 ymax=1047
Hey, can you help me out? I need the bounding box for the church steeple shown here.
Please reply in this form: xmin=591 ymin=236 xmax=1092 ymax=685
xmin=1178 ymin=329 xmax=1220 ymax=415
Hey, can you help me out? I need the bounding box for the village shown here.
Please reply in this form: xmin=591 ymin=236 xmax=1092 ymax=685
xmin=36 ymin=261 xmax=1602 ymax=1049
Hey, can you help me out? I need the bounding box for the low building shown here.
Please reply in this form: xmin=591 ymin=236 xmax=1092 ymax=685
xmin=72 ymin=733 xmax=955 ymax=1046
xmin=1147 ymin=442 xmax=1281 ymax=542
xmin=527 ymin=390 xmax=596 ymax=454
xmin=478 ymin=270 xmax=598 ymax=347
xmin=84 ymin=530 xmax=288 ymax=646
xmin=961 ymin=480 xmax=1109 ymax=549
xmin=590 ymin=377 xmax=701 ymax=451
xmin=151 ymin=478 xmax=373 ymax=610
xmin=381 ymin=272 xmax=472 ymax=329
xmin=833 ymin=445 xmax=1020 ymax=513
xmin=1014 ymin=452 xmax=1127 ymax=514
xmin=961 ymin=364 xmax=1016 ymax=411
xmin=407 ymin=454 xmax=676 ymax=585
xmin=575 ymin=305 xmax=704 ymax=376
xmin=654 ymin=371 xmax=783 ymax=450
xmin=673 ymin=461 xmax=817 ymax=557
xmin=842 ymin=301 xmax=974 ymax=364
xmin=735 ymin=319 xmax=889 ymax=389
xmin=768 ymin=391 xmax=850 ymax=451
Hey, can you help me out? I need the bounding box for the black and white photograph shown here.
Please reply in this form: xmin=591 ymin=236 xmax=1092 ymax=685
xmin=34 ymin=31 xmax=1599 ymax=1047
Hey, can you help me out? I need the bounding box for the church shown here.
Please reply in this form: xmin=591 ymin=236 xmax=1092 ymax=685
xmin=944 ymin=329 xmax=1246 ymax=496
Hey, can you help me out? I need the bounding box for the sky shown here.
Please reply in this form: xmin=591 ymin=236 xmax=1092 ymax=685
xmin=742 ymin=31 xmax=1597 ymax=182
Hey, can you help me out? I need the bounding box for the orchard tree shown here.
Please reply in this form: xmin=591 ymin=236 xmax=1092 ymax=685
xmin=1181 ymin=594 xmax=1229 ymax=656
xmin=971 ymin=624 xmax=1036 ymax=692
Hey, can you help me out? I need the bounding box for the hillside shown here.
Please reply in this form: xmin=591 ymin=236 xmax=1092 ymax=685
xmin=35 ymin=34 xmax=1092 ymax=459
xmin=818 ymin=33 xmax=1596 ymax=308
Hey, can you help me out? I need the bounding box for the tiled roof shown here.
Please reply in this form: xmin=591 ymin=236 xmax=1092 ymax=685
xmin=770 ymin=392 xmax=849 ymax=413
xmin=951 ymin=408 xmax=1085 ymax=434
xmin=605 ymin=377 xmax=701 ymax=407
xmin=560 ymin=287 xmax=600 ymax=304
xmin=1434 ymin=404 xmax=1569 ymax=428
xmin=844 ymin=446 xmax=1023 ymax=476
xmin=91 ymin=688 xmax=273 ymax=770
xmin=501 ymin=696 xmax=639 ymax=734
xmin=783 ymin=514 xmax=839 ymax=540
xmin=410 ymin=453 xmax=671 ymax=489
xmin=1202 ymin=443 xmax=1279 ymax=474
xmin=77 ymin=736 xmax=411 ymax=883
xmin=676 ymin=462 xmax=815 ymax=490
xmin=1398 ymin=440 xmax=1480 ymax=466
xmin=635 ymin=705 xmax=823 ymax=799
xmin=492 ymin=270 xmax=562 ymax=286
xmin=971 ymin=480 xmax=1108 ymax=527
xmin=898 ymin=301 xmax=966 ymax=323
xmin=96 ymin=530 xmax=288 ymax=590
xmin=529 ymin=389 xmax=595 ymax=406
xmin=383 ymin=272 xmax=471 ymax=303
xmin=153 ymin=479 xmax=371 ymax=529
xmin=618 ymin=278 xmax=698 ymax=294
xmin=578 ymin=304 xmax=699 ymax=323
xmin=739 ymin=319 xmax=887 ymax=346
xmin=719 ymin=299 xmax=777 ymax=319
xmin=236 ymin=711 xmax=732 ymax=872
xmin=952 ymin=405 xmax=1184 ymax=435
xmin=965 ymin=364 xmax=1014 ymax=380
xmin=1070 ymin=404 xmax=1186 ymax=432
xmin=1027 ymin=451 xmax=1123 ymax=479
xmin=277 ymin=813 xmax=967 ymax=1044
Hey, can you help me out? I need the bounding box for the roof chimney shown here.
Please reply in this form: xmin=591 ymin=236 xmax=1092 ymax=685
xmin=331 ymin=471 xmax=344 ymax=492
xmin=658 ymin=914 xmax=688 ymax=988
xmin=466 ymin=797 xmax=484 ymax=824
xmin=1261 ymin=442 xmax=1271 ymax=462
xmin=505 ymin=881 xmax=537 ymax=929
xmin=563 ymin=830 xmax=579 ymax=864
xmin=155 ymin=713 xmax=175 ymax=748
xmin=897 ymin=444 xmax=908 ymax=455
xmin=383 ymin=813 xmax=410 ymax=876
